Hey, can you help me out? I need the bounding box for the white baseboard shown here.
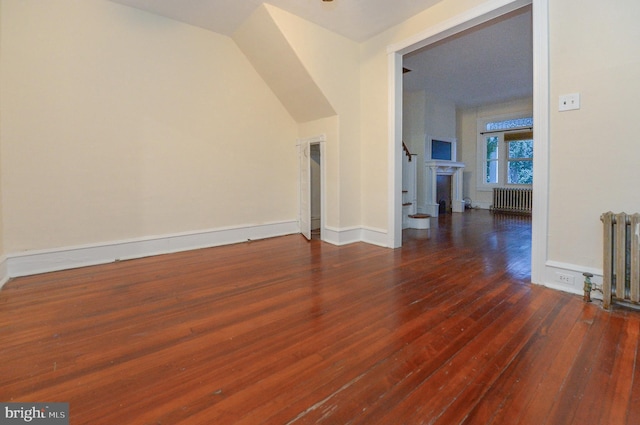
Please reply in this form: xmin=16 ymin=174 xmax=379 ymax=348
xmin=361 ymin=227 xmax=389 ymax=247
xmin=7 ymin=220 xmax=298 ymax=278
xmin=323 ymin=226 xmax=363 ymax=246
xmin=538 ymin=260 xmax=604 ymax=299
xmin=472 ymin=202 xmax=491 ymax=210
xmin=0 ymin=257 xmax=9 ymax=289
xmin=323 ymin=226 xmax=389 ymax=248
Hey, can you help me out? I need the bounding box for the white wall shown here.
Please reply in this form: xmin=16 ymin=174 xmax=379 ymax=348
xmin=0 ymin=0 xmax=298 ymax=254
xmin=425 ymin=93 xmax=457 ymax=147
xmin=457 ymin=98 xmax=533 ymax=209
xmin=233 ymin=5 xmax=335 ymax=124
xmin=403 ymin=90 xmax=456 ymax=211
xmin=266 ymin=5 xmax=362 ymax=231
xmin=403 ymin=90 xmax=426 ymax=155
xmin=361 ymin=0 xmax=498 ymax=232
xmin=546 ymin=0 xmax=640 ymax=271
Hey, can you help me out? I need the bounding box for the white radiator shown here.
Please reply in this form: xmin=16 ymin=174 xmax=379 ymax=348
xmin=490 ymin=188 xmax=532 ymax=215
xmin=601 ymin=212 xmax=640 ymax=309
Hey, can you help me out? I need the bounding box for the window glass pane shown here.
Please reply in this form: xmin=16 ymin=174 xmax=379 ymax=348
xmin=486 ymin=117 xmax=533 ymax=131
xmin=485 ymin=136 xmax=498 ymax=183
xmin=508 ymin=140 xmax=533 ymax=159
xmin=486 ymin=160 xmax=498 ymax=183
xmin=508 ymin=160 xmax=533 ymax=184
xmin=486 ymin=137 xmax=498 ymax=160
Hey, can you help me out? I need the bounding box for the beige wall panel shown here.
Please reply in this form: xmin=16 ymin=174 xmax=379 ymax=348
xmin=548 ymin=0 xmax=640 ymax=268
xmin=0 ymin=0 xmax=298 ymax=252
xmin=266 ymin=5 xmax=362 ymax=229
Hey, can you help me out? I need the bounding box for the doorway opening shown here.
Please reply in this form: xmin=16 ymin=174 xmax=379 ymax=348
xmin=389 ymin=0 xmax=549 ymax=284
xmin=299 ymin=135 xmax=325 ymax=241
xmin=310 ymin=143 xmax=322 ymax=240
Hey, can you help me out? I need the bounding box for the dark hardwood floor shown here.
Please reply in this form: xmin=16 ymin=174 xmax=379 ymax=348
xmin=1 ymin=210 xmax=638 ymax=424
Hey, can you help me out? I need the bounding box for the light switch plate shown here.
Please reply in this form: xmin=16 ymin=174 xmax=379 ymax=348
xmin=559 ymin=93 xmax=580 ymax=111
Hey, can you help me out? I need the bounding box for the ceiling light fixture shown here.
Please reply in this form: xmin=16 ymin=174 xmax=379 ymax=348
xmin=322 ymin=0 xmax=333 ymax=2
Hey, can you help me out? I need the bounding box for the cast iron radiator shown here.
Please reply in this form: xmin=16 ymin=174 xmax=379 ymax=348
xmin=601 ymin=212 xmax=640 ymax=309
xmin=490 ymin=188 xmax=532 ymax=215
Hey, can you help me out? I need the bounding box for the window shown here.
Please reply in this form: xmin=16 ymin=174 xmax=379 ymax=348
xmin=478 ymin=116 xmax=533 ymax=189
xmin=506 ymin=133 xmax=533 ymax=184
xmin=485 ymin=136 xmax=498 ymax=183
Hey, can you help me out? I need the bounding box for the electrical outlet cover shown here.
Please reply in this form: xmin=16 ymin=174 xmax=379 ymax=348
xmin=559 ymin=93 xmax=580 ymax=111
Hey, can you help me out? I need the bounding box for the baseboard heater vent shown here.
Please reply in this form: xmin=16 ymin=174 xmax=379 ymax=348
xmin=601 ymin=212 xmax=640 ymax=309
xmin=490 ymin=188 xmax=532 ymax=215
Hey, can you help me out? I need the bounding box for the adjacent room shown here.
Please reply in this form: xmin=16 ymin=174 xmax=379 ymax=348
xmin=400 ymin=6 xmax=533 ymax=263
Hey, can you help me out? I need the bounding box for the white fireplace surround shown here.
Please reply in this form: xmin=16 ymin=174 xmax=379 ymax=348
xmin=423 ymin=160 xmax=466 ymax=217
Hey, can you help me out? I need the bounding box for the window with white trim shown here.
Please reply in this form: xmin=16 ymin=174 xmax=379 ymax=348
xmin=477 ymin=116 xmax=533 ymax=189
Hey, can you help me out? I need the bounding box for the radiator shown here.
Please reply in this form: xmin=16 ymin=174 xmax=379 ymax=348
xmin=490 ymin=188 xmax=532 ymax=215
xmin=601 ymin=212 xmax=640 ymax=309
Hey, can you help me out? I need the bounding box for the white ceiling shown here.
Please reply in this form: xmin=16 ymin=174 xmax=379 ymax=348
xmin=108 ymin=0 xmax=444 ymax=42
xmin=108 ymin=0 xmax=533 ymax=108
xmin=403 ymin=6 xmax=533 ymax=108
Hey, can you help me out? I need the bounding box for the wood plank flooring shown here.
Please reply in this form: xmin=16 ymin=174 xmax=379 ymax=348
xmin=1 ymin=210 xmax=639 ymax=424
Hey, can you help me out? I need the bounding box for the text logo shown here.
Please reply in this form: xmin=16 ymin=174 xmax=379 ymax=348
xmin=0 ymin=403 xmax=68 ymax=425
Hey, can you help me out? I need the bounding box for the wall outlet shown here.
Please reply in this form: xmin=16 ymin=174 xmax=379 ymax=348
xmin=556 ymin=272 xmax=575 ymax=285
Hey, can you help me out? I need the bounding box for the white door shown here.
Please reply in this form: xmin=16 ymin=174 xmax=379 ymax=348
xmin=299 ymin=141 xmax=311 ymax=240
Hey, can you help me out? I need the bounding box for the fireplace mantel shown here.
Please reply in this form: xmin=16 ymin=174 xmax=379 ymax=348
xmin=426 ymin=160 xmax=466 ymax=175
xmin=424 ymin=160 xmax=465 ymax=217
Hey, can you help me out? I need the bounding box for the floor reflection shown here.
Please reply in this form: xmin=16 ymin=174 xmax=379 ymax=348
xmin=402 ymin=209 xmax=532 ymax=282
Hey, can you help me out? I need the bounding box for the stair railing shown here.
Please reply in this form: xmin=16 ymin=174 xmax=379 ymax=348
xmin=402 ymin=142 xmax=413 ymax=162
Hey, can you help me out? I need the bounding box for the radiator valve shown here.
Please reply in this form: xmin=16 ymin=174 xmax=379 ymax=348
xmin=583 ymin=272 xmax=594 ymax=302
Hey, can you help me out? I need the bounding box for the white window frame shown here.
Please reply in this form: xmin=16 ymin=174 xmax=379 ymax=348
xmin=483 ymin=133 xmax=501 ymax=186
xmin=476 ymin=113 xmax=533 ymax=191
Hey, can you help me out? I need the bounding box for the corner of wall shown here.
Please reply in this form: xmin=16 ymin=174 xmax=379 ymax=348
xmin=232 ymin=4 xmax=335 ymax=123
xmin=541 ymin=260 xmax=603 ymax=301
xmin=0 ymin=257 xmax=8 ymax=289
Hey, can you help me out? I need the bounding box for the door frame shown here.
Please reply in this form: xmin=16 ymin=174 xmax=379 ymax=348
xmin=387 ymin=0 xmax=549 ymax=284
xmin=298 ymin=134 xmax=326 ymax=241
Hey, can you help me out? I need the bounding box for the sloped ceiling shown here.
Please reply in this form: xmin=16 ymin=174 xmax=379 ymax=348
xmin=107 ymin=0 xmax=444 ymax=42
xmin=403 ymin=6 xmax=533 ymax=108
xmin=108 ymin=0 xmax=533 ymax=109
xmin=233 ymin=5 xmax=335 ymax=123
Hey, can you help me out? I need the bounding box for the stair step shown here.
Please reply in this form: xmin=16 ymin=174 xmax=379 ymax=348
xmin=408 ymin=213 xmax=431 ymax=219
